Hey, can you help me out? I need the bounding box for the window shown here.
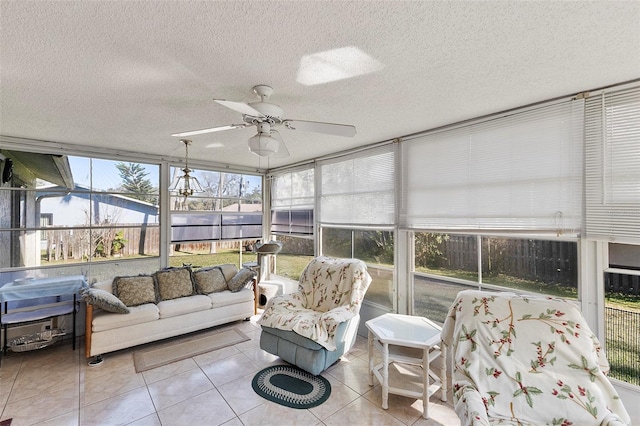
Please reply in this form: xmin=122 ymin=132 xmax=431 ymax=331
xmin=586 ymin=85 xmax=640 ymax=244
xmin=0 ymin=152 xmax=160 ymax=274
xmin=317 ymin=145 xmax=396 ymax=309
xmin=268 ymin=167 xmax=316 ymax=280
xmin=413 ymin=232 xmax=578 ymax=323
xmin=585 ymin=84 xmax=640 ymax=387
xmin=169 ymin=167 xmax=262 ymax=268
xmin=605 ymin=244 xmax=640 ymax=386
xmin=322 ymin=227 xmax=395 ymax=309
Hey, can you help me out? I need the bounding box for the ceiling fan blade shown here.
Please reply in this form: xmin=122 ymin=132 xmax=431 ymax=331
xmin=214 ymin=99 xmax=264 ymax=117
xmin=270 ymin=130 xmax=290 ymax=158
xmin=283 ymin=119 xmax=356 ymax=137
xmin=171 ymin=123 xmax=248 ymax=137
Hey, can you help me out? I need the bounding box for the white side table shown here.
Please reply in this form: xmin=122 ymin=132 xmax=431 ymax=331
xmin=366 ymin=313 xmax=447 ymax=419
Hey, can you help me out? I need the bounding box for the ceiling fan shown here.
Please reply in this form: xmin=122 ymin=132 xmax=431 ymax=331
xmin=171 ymin=85 xmax=357 ymax=157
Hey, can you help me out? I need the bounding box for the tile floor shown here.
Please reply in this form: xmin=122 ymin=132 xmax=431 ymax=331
xmin=0 ymin=316 xmax=459 ymax=426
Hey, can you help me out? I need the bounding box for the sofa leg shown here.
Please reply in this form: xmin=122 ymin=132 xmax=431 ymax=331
xmin=88 ymin=354 xmax=104 ymax=367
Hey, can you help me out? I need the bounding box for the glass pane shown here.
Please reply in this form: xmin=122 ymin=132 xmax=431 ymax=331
xmin=170 ymin=169 xmax=262 ymax=209
xmin=273 ymin=235 xmax=315 ymax=282
xmin=90 ymin=226 xmax=160 ymax=259
xmin=221 ymin=214 xmax=262 ymax=239
xmin=90 ymin=192 xmax=160 ymax=226
xmin=322 ymin=227 xmax=352 ymax=258
xmin=365 ymin=265 xmax=393 ymax=309
xmin=609 ymin=243 xmax=640 ymax=270
xmin=171 ymin=213 xmax=221 ymax=242
xmin=481 ymin=237 xmax=577 ymax=298
xmin=413 ymin=275 xmax=476 ymax=324
xmin=169 ymin=241 xmax=257 ymax=269
xmin=354 ymin=230 xmax=394 ymax=266
xmin=271 ymin=209 xmax=313 ymax=235
xmin=90 ymin=158 xmax=159 ymax=198
xmin=414 ymin=233 xmax=479 ymax=282
xmin=604 ymin=271 xmax=640 ymax=386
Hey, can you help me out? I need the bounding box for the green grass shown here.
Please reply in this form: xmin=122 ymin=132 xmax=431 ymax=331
xmin=168 ymin=250 xmax=313 ymax=282
xmin=416 ymin=266 xmax=578 ymax=299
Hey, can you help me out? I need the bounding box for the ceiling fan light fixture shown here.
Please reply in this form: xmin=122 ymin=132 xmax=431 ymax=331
xmin=248 ymin=132 xmax=279 ymax=157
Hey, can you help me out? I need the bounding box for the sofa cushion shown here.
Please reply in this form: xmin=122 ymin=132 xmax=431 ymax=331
xmin=92 ymin=303 xmax=159 ymax=332
xmin=208 ymin=288 xmax=254 ymax=308
xmin=82 ymin=287 xmax=130 ymax=314
xmin=157 ymin=295 xmax=212 ymax=319
xmin=113 ymin=275 xmax=157 ymax=307
xmin=227 ymin=268 xmax=257 ymax=292
xmin=218 ymin=263 xmax=239 ymax=282
xmin=155 ymin=267 xmax=194 ymax=301
xmin=193 ymin=267 xmax=228 ymax=294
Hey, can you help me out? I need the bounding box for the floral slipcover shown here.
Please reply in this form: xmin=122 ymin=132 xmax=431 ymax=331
xmin=441 ymin=290 xmax=631 ymax=426
xmin=257 ymin=256 xmax=371 ymax=351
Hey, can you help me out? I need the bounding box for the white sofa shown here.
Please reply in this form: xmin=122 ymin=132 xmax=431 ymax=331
xmin=84 ymin=264 xmax=257 ymax=360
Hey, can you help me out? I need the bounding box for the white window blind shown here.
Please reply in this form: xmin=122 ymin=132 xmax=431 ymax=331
xmin=319 ymin=145 xmax=396 ymax=226
xmin=270 ymin=167 xmax=314 ymax=235
xmin=400 ymin=99 xmax=584 ymax=234
xmin=271 ymin=167 xmax=314 ymax=210
xmin=585 ymin=85 xmax=640 ymax=243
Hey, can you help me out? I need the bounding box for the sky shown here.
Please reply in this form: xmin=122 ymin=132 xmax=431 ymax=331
xmin=67 ymin=156 xmax=260 ymax=193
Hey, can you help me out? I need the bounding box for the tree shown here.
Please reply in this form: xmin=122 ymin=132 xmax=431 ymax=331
xmin=116 ymin=162 xmax=157 ymax=204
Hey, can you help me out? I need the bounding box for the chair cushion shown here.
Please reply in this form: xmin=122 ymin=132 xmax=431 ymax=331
xmin=261 ymin=325 xmax=325 ymax=350
xmin=257 ymin=257 xmax=371 ymax=351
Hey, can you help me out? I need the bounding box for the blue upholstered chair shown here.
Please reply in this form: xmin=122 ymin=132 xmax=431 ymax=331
xmin=257 ymin=256 xmax=371 ymax=375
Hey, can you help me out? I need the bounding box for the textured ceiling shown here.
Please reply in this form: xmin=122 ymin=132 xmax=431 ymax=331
xmin=1 ymin=1 xmax=639 ymax=170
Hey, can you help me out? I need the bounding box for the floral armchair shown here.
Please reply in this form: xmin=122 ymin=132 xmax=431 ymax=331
xmin=442 ymin=290 xmax=630 ymax=426
xmin=258 ymin=256 xmax=371 ymax=375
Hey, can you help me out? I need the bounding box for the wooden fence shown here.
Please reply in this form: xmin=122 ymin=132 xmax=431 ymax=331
xmin=42 ymin=226 xmax=160 ymax=260
xmin=42 ymin=227 xmax=260 ymax=261
xmin=427 ymin=235 xmax=578 ymax=286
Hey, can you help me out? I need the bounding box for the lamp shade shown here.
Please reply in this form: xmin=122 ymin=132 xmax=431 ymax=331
xmin=248 ymin=132 xmax=279 ymax=157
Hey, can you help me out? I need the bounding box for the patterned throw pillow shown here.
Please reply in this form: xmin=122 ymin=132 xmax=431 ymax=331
xmin=112 ymin=275 xmax=157 ymax=307
xmin=193 ymin=267 xmax=228 ymax=294
xmin=81 ymin=287 xmax=130 ymax=314
xmin=227 ymin=268 xmax=257 ymax=293
xmin=155 ymin=267 xmax=194 ymax=301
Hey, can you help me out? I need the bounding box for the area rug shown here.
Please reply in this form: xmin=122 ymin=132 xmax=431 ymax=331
xmin=252 ymin=365 xmax=331 ymax=409
xmin=133 ymin=328 xmax=250 ymax=373
xmin=0 ymin=418 xmax=12 ymax=426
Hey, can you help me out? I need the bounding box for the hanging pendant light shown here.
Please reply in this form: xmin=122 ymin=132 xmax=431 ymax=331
xmin=169 ymin=139 xmax=204 ymax=197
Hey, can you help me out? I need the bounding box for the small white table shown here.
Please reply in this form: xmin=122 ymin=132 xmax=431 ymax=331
xmin=366 ymin=313 xmax=447 ymax=419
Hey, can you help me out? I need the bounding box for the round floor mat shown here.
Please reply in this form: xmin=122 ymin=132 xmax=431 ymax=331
xmin=251 ymin=364 xmax=331 ymax=409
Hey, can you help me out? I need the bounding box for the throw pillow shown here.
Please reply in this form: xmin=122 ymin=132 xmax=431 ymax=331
xmin=81 ymin=287 xmax=130 ymax=314
xmin=227 ymin=268 xmax=257 ymax=293
xmin=218 ymin=263 xmax=239 ymax=282
xmin=193 ymin=267 xmax=228 ymax=294
xmin=112 ymin=275 xmax=157 ymax=307
xmin=155 ymin=267 xmax=194 ymax=301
